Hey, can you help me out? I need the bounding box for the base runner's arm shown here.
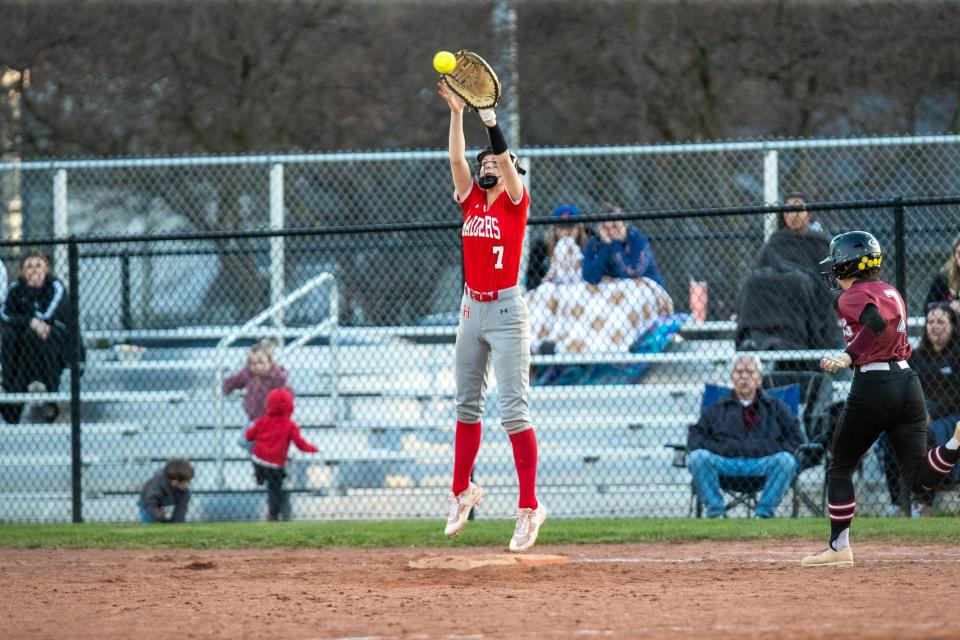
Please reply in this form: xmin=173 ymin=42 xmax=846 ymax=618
xmin=844 ymin=304 xmax=886 ymax=362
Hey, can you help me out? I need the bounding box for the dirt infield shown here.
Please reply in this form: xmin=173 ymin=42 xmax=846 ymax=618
xmin=3 ymin=541 xmax=958 ymax=639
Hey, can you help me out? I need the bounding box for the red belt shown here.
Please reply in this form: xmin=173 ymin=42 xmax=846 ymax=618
xmin=465 ymin=286 xmax=499 ymax=302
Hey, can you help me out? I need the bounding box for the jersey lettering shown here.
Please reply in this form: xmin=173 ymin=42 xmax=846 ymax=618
xmin=462 ymin=215 xmax=501 ymax=240
xmin=837 ymin=280 xmax=912 ymax=364
xmin=456 ymin=181 xmax=529 ymax=291
xmin=883 ymin=288 xmax=907 ymax=333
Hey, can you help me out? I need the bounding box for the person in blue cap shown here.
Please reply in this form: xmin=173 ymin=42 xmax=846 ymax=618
xmin=525 ymin=204 xmax=590 ymax=290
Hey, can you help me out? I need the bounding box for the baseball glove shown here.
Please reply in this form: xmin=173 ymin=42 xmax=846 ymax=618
xmin=441 ymin=50 xmax=501 ymax=109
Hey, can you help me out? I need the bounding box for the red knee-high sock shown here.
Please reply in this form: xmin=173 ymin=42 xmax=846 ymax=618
xmin=509 ymin=427 xmax=539 ymax=509
xmin=452 ymin=420 xmax=482 ymax=495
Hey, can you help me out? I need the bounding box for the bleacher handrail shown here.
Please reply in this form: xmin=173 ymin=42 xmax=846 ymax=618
xmin=213 ymin=272 xmax=339 ymax=489
xmin=79 ymin=313 xmax=926 ymax=346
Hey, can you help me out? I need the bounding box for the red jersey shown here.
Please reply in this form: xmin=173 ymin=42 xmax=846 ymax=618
xmin=837 ymin=280 xmax=912 ymax=364
xmin=456 ymin=181 xmax=529 ymax=292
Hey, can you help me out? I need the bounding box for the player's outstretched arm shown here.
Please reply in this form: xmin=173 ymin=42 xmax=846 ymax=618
xmin=438 ymin=81 xmax=472 ymax=198
xmin=478 ymin=108 xmax=523 ymax=202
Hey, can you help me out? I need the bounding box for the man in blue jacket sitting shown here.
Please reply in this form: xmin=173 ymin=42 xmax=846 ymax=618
xmin=687 ymin=355 xmax=803 ymax=518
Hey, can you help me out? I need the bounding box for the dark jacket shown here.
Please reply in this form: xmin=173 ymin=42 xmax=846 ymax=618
xmin=582 ymin=226 xmax=663 ymax=286
xmin=0 ymin=274 xmax=69 ymax=333
xmin=926 ymin=272 xmax=958 ymax=307
xmin=687 ymin=390 xmax=804 ymax=459
xmin=140 ymin=471 xmax=191 ymax=523
xmin=736 ymin=229 xmax=841 ymax=350
xmin=911 ymin=343 xmax=960 ymax=420
xmin=525 ymin=236 xmax=551 ymax=291
xmin=756 ymin=228 xmax=831 ymax=275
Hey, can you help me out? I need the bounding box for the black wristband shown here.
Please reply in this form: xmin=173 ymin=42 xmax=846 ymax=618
xmin=486 ymin=123 xmax=508 ymax=155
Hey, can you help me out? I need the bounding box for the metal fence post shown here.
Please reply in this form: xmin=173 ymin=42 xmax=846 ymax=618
xmin=120 ymin=250 xmax=132 ymax=330
xmin=270 ymin=163 xmax=285 ymax=329
xmin=894 ymin=198 xmax=907 ymax=304
xmin=68 ymin=237 xmax=83 ymax=523
xmin=763 ymin=148 xmax=779 ymax=239
xmin=53 ymin=169 xmax=68 ymax=275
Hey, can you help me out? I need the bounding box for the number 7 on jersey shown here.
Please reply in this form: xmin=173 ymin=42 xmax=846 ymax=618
xmin=492 ymin=245 xmax=504 ymax=269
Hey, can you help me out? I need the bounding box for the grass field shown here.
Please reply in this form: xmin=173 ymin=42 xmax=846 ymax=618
xmin=1 ymin=516 xmax=956 ymax=549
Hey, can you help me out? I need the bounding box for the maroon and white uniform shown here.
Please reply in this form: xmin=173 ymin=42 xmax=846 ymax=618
xmin=838 ymin=280 xmax=911 ymax=365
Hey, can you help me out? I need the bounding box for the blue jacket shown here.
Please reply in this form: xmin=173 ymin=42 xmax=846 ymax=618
xmin=687 ymin=390 xmax=804 ymax=459
xmin=581 ymin=226 xmax=663 ymax=286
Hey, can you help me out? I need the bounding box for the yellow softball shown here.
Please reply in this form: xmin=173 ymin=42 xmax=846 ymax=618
xmin=433 ymin=51 xmax=457 ymax=75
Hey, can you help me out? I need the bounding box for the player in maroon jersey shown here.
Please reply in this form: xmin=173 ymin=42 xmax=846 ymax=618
xmin=802 ymin=231 xmax=960 ymax=567
xmin=437 ymin=80 xmax=546 ymax=552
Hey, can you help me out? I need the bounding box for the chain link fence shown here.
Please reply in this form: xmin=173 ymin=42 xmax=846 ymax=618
xmin=1 ymin=136 xmax=959 ymax=523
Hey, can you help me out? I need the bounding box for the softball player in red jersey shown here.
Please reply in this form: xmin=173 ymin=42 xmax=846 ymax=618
xmin=437 ymin=80 xmax=546 ymax=552
xmin=802 ymin=231 xmax=960 ymax=567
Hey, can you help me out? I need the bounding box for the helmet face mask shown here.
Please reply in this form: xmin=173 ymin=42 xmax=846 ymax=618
xmin=474 ymin=147 xmax=525 ymax=189
xmin=819 ymin=231 xmax=883 ymax=290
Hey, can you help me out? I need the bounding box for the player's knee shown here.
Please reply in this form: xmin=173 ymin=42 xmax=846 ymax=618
xmin=686 ymin=448 xmax=714 ymax=470
xmin=456 ymin=406 xmax=483 ymax=424
xmin=774 ymin=451 xmax=799 ymax=474
xmin=827 ymin=466 xmax=855 ymax=482
xmin=502 ymin=420 xmax=532 ymax=435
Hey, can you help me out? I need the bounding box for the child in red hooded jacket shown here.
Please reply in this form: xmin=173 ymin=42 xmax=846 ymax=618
xmin=244 ymin=388 xmax=318 ymax=521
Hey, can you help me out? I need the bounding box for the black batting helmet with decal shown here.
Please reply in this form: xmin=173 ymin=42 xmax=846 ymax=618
xmin=819 ymin=230 xmax=883 ymax=290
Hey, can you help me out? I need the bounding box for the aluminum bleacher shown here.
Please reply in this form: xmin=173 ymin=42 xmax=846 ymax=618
xmin=1 ymin=317 xmax=901 ymax=522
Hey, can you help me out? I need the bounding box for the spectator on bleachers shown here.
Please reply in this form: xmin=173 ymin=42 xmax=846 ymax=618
xmin=138 ymin=458 xmax=194 ymax=523
xmin=526 ymin=204 xmax=589 ymax=291
xmin=913 ymin=304 xmax=960 ymax=460
xmin=582 ymin=203 xmax=664 ymax=287
xmin=735 ymin=193 xmax=840 ymax=352
xmin=926 ymin=232 xmax=960 ymax=315
xmin=244 ymin=388 xmax=318 ymax=521
xmin=0 ymin=251 xmax=72 ymax=424
xmin=527 ymin=203 xmax=675 ymax=379
xmin=223 ymin=338 xmax=289 ymax=424
xmin=525 ymin=204 xmax=590 ymax=291
xmin=686 ymin=355 xmax=803 ymax=518
xmin=880 ymin=302 xmax=960 ymax=514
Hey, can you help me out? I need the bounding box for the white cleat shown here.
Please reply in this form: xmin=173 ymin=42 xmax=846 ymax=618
xmin=444 ymin=482 xmax=485 ymax=537
xmin=801 ymin=545 xmax=854 ymax=568
xmin=509 ymin=502 xmax=547 ymax=553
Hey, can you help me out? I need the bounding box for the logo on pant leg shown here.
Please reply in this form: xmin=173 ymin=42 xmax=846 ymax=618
xmin=462 ymin=304 xmax=471 ymax=318
xmin=500 ymin=307 xmax=508 ymax=314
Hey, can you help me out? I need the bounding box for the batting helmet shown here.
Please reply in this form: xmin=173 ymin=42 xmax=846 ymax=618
xmin=819 ymin=230 xmax=883 ymax=289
